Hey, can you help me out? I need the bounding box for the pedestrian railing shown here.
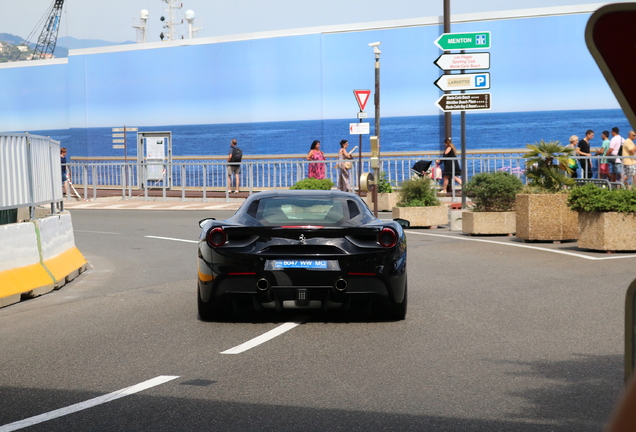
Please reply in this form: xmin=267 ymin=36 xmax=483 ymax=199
xmin=65 ymin=151 xmax=636 ymax=202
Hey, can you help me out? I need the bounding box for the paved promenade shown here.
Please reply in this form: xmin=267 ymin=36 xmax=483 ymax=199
xmin=62 ymin=196 xmax=244 ymax=211
xmin=59 ymin=188 xmax=462 ymax=212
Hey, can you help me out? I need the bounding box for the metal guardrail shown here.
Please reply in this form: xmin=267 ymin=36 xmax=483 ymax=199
xmin=61 ymin=152 xmax=525 ymax=202
xmin=2 ymin=136 xmax=633 ymax=211
xmin=63 ymin=153 xmax=636 ymax=201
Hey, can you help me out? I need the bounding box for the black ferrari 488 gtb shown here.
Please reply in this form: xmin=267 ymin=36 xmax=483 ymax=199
xmin=197 ymin=190 xmax=408 ymax=320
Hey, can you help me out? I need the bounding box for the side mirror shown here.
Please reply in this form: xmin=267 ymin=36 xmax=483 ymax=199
xmin=393 ymin=218 xmax=410 ymax=229
xmin=199 ymin=217 xmax=216 ymax=228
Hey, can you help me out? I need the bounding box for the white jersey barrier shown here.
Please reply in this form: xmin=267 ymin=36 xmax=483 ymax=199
xmin=37 ymin=213 xmax=86 ymax=288
xmin=0 ymin=212 xmax=87 ymax=307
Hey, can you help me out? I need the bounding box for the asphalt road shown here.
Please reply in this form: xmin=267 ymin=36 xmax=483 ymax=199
xmin=1 ymin=209 xmax=634 ymax=431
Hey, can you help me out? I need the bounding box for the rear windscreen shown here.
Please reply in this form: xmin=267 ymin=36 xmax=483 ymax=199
xmin=256 ymin=198 xmax=350 ymax=226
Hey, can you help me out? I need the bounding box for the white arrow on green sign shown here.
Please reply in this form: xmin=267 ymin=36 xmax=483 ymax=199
xmin=434 ymin=32 xmax=491 ymax=51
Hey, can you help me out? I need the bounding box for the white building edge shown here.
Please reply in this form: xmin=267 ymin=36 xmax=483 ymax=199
xmin=0 ymin=3 xmax=608 ymax=67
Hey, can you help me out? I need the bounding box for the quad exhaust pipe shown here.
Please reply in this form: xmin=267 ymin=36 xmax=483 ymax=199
xmin=256 ymin=278 xmax=269 ymax=291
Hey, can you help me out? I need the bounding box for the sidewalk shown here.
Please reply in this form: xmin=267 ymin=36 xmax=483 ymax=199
xmin=62 ymin=196 xmax=245 ymax=211
xmin=61 ymin=188 xmax=247 ymax=211
xmin=60 ymin=188 xmax=464 ymax=212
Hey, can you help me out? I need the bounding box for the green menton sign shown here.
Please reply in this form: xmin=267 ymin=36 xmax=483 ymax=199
xmin=434 ymin=32 xmax=491 ymax=51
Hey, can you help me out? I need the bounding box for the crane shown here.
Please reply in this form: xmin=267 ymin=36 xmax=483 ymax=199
xmin=12 ymin=0 xmax=65 ymax=61
xmin=31 ymin=0 xmax=65 ymax=60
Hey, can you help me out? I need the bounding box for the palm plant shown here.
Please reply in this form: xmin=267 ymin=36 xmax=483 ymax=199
xmin=523 ymin=140 xmax=575 ymax=192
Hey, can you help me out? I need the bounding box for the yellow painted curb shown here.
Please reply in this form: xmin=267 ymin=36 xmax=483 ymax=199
xmin=43 ymin=247 xmax=87 ymax=283
xmin=0 ymin=262 xmax=54 ymax=299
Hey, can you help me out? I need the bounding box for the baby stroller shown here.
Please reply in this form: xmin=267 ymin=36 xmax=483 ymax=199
xmin=412 ymin=160 xmax=432 ymax=178
xmin=412 ymin=160 xmax=442 ymax=179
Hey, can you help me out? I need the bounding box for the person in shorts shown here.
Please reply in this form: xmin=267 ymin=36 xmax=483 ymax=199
xmin=622 ymin=131 xmax=636 ymax=189
xmin=597 ymin=130 xmax=611 ymax=180
xmin=227 ymin=139 xmax=242 ymax=193
xmin=608 ymin=127 xmax=623 ymax=182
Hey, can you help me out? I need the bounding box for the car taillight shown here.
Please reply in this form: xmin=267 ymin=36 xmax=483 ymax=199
xmin=207 ymin=227 xmax=227 ymax=247
xmin=378 ymin=227 xmax=397 ymax=248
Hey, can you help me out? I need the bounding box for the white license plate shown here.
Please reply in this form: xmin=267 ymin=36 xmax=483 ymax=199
xmin=272 ymin=259 xmax=329 ymax=269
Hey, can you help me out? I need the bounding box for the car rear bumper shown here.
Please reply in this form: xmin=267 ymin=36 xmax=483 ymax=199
xmin=198 ymin=271 xmax=406 ymax=309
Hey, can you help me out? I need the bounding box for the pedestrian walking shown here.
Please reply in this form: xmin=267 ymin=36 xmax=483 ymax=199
xmin=441 ymin=138 xmax=462 ymax=193
xmin=306 ymin=140 xmax=325 ymax=179
xmin=336 ymin=139 xmax=353 ymax=192
xmin=227 ymin=139 xmax=242 ymax=193
xmin=61 ymin=147 xmax=70 ymax=199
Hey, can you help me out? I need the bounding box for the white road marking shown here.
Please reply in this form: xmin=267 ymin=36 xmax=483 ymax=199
xmin=0 ymin=375 xmax=179 ymax=432
xmin=145 ymin=235 xmax=198 ymax=244
xmin=221 ymin=320 xmax=305 ymax=354
xmin=406 ymin=230 xmax=636 ymax=261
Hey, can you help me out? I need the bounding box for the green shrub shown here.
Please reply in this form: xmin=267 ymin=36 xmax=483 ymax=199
xmin=464 ymin=171 xmax=524 ymax=212
xmin=290 ymin=177 xmax=334 ymax=190
xmin=397 ymin=176 xmax=440 ymax=207
xmin=523 ymin=140 xmax=575 ymax=193
xmin=377 ymin=171 xmax=393 ymax=193
xmin=568 ymin=184 xmax=636 ymax=213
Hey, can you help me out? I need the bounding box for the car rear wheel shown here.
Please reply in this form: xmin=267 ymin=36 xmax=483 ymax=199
xmin=198 ymin=286 xmax=231 ymax=321
xmin=387 ymin=281 xmax=407 ymax=321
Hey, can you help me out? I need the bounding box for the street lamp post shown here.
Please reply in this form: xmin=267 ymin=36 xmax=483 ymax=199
xmin=369 ymin=42 xmax=381 ymax=217
xmin=369 ymin=42 xmax=381 ymax=151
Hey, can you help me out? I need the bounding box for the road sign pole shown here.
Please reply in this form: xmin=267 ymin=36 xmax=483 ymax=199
xmin=460 ymin=50 xmax=467 ymax=209
xmin=353 ymin=89 xmax=371 ymax=196
xmin=443 ymin=0 xmax=452 ymax=144
xmin=124 ymin=126 xmax=128 ymax=164
xmin=358 ymin=114 xmax=363 ymax=196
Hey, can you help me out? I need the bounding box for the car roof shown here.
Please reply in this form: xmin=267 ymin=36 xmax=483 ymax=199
xmin=245 ymin=190 xmax=361 ymax=200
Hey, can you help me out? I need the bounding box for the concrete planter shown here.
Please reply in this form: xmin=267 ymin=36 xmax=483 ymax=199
xmin=363 ymin=192 xmax=398 ymax=212
xmin=392 ymin=205 xmax=448 ymax=228
xmin=462 ymin=211 xmax=516 ymax=235
xmin=578 ymin=212 xmax=636 ymax=251
xmin=515 ymin=194 xmax=578 ymax=241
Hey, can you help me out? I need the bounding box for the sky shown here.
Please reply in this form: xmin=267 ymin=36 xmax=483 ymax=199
xmin=0 ymin=0 xmax=631 ymax=44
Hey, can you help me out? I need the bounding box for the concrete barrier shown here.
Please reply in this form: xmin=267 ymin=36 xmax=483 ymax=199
xmin=0 ymin=222 xmax=54 ymax=306
xmin=0 ymin=212 xmax=87 ymax=307
xmin=37 ymin=213 xmax=87 ymax=288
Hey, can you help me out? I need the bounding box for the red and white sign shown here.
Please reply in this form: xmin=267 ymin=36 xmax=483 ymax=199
xmin=350 ymin=122 xmax=370 ymax=135
xmin=353 ymin=89 xmax=371 ymax=112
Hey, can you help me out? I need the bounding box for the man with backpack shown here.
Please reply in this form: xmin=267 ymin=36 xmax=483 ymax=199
xmin=227 ymin=139 xmax=242 ymax=194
